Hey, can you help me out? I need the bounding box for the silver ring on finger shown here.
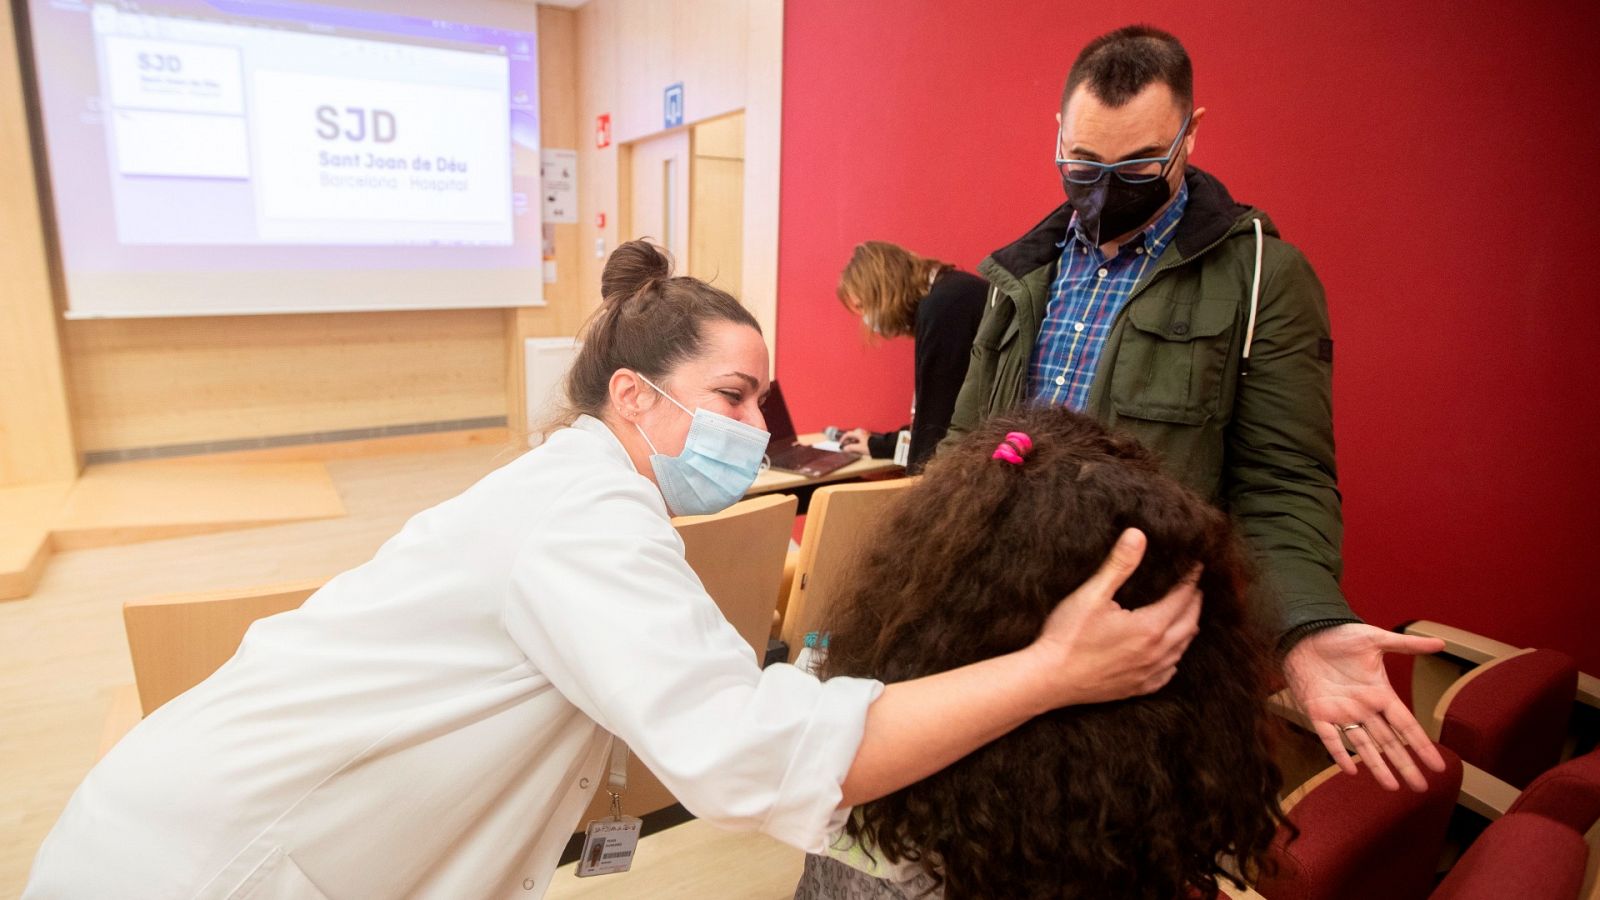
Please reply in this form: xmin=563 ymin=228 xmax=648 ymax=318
xmin=1340 ymin=723 xmax=1363 ymax=733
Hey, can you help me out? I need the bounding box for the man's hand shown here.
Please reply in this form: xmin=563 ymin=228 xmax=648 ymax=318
xmin=1283 ymin=623 xmax=1449 ymax=791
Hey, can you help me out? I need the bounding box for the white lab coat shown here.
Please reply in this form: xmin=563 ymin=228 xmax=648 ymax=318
xmin=25 ymin=416 xmax=882 ymax=899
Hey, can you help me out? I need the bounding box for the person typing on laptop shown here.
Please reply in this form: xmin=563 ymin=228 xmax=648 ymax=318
xmin=832 ymin=241 xmax=987 ymax=474
xmin=763 ymin=382 xmax=861 ymax=478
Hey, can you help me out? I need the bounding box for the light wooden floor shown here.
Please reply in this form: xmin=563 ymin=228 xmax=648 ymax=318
xmin=0 ymin=482 xmax=72 ymax=600
xmin=546 ymin=819 xmax=804 ymax=899
xmin=50 ymin=458 xmax=346 ymax=551
xmin=0 ymin=444 xmax=507 ymax=898
xmin=2 ymin=455 xmax=348 ymax=600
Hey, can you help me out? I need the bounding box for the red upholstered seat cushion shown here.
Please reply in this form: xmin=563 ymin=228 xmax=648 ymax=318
xmin=1507 ymin=748 xmax=1600 ymax=833
xmin=1254 ymin=746 xmax=1463 ymax=900
xmin=1431 ymin=812 xmax=1586 ymax=900
xmin=1440 ymin=649 xmax=1578 ymax=788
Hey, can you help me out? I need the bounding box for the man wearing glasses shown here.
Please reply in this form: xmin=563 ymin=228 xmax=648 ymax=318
xmin=945 ymin=25 xmax=1450 ymax=793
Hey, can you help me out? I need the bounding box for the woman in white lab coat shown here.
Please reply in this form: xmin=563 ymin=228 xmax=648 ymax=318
xmin=25 ymin=241 xmax=1202 ymax=900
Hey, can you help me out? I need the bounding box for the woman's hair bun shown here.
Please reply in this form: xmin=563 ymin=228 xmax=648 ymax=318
xmin=602 ymin=239 xmax=673 ymax=303
xmin=556 ymin=238 xmax=756 ymax=428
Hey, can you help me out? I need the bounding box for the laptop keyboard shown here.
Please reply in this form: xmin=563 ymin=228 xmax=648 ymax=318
xmin=768 ymin=443 xmax=852 ymax=474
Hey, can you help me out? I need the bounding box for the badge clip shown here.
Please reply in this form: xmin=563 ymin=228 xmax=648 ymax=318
xmin=575 ymin=739 xmax=642 ymax=877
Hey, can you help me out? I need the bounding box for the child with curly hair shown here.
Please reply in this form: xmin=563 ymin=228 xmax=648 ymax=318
xmin=799 ymin=407 xmax=1290 ymax=900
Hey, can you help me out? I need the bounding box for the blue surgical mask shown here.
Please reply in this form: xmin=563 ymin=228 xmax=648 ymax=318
xmin=633 ymin=373 xmax=770 ymax=517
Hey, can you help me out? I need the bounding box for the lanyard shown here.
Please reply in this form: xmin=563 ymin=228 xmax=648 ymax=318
xmin=606 ymin=737 xmax=629 ymax=820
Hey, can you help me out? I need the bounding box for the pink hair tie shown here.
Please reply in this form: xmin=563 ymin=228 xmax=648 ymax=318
xmin=991 ymin=431 xmax=1034 ymax=465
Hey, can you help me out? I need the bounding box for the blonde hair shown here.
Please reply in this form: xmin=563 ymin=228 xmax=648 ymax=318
xmin=836 ymin=241 xmax=952 ymax=338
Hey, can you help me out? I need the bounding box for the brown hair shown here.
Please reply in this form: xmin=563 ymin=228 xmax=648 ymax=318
xmin=819 ymin=407 xmax=1288 ymax=900
xmin=836 ymin=241 xmax=951 ymax=338
xmin=1063 ymin=24 xmax=1193 ymax=112
xmin=560 ymin=239 xmax=760 ymax=423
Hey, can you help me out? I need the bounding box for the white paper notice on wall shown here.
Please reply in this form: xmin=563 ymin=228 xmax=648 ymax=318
xmin=540 ymin=148 xmax=578 ymax=224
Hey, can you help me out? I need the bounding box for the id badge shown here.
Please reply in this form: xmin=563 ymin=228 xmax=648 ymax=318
xmin=892 ymin=429 xmax=911 ymax=467
xmin=575 ymin=814 xmax=642 ymax=877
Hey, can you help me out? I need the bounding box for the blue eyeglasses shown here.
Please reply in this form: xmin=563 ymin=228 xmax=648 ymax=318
xmin=1056 ymin=112 xmax=1192 ymax=185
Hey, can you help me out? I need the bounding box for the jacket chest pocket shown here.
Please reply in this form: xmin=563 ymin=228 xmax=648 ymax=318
xmin=1109 ymin=296 xmax=1236 ymax=425
xmin=973 ymin=301 xmax=1023 ymax=411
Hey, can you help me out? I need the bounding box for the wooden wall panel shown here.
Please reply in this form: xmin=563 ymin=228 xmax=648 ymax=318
xmin=506 ymin=5 xmax=585 ymax=443
xmin=669 ymin=0 xmax=748 ymax=134
xmin=690 ymin=115 xmax=745 ymax=296
xmin=694 ymin=112 xmax=745 ymax=160
xmin=689 ymin=155 xmax=745 ymax=295
xmin=0 ymin=0 xmax=78 ymax=484
xmin=613 ymin=0 xmax=675 ymax=144
xmin=62 ymin=311 xmax=507 ymax=452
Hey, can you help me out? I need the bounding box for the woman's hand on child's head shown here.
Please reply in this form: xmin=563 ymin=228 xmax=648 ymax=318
xmin=1028 ymin=528 xmax=1204 ymax=711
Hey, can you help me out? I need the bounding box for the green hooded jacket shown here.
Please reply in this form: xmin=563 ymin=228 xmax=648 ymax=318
xmin=944 ymin=168 xmax=1358 ymax=646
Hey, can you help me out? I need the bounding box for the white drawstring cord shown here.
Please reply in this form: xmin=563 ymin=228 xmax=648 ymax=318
xmin=1243 ymin=217 xmax=1264 ymax=372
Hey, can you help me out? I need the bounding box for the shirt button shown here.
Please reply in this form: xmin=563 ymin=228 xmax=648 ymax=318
xmin=1055 ymin=375 xmax=1066 ymax=386
xmin=1073 ymin=322 xmax=1085 ymax=333
xmin=1135 ymin=247 xmax=1145 ymax=254
xmin=1096 ymin=267 xmax=1108 ymax=278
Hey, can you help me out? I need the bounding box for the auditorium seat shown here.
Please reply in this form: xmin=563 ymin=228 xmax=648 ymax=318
xmin=1247 ymin=747 xmax=1464 ymax=900
xmin=1402 ymin=620 xmax=1595 ymax=788
xmin=1430 ymin=812 xmax=1586 ymax=900
xmin=1222 ymin=747 xmax=1600 ymax=899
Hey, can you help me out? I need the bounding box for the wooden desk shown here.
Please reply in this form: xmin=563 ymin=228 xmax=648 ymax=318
xmin=747 ymin=433 xmax=903 ymax=497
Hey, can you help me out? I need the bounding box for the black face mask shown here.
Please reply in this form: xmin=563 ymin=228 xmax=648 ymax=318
xmin=1061 ymin=171 xmax=1174 ymax=248
xmin=1057 ymin=112 xmax=1191 ymax=247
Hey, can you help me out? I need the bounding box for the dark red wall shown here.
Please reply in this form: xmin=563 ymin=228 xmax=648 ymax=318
xmin=776 ymin=2 xmax=1600 ymax=671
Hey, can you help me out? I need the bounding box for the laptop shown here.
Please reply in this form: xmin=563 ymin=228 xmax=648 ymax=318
xmin=762 ymin=382 xmax=859 ymax=478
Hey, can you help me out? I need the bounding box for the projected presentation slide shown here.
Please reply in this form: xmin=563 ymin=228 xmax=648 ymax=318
xmin=26 ymin=0 xmax=543 ymax=317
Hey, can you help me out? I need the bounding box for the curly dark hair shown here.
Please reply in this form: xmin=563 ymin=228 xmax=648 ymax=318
xmin=818 ymin=407 xmax=1289 ymax=900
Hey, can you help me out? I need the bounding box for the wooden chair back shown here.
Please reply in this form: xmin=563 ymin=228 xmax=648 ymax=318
xmin=675 ymin=492 xmax=799 ymax=660
xmin=123 ymin=579 xmax=327 ymax=716
xmin=779 ymin=478 xmax=913 ymax=661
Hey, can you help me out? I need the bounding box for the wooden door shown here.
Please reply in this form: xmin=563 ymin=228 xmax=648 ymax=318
xmin=625 ymin=129 xmax=691 ymax=266
xmin=688 ymin=112 xmax=744 ymax=295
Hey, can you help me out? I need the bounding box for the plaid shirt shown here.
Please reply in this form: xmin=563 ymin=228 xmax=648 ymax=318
xmin=1028 ymin=183 xmax=1189 ymax=409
